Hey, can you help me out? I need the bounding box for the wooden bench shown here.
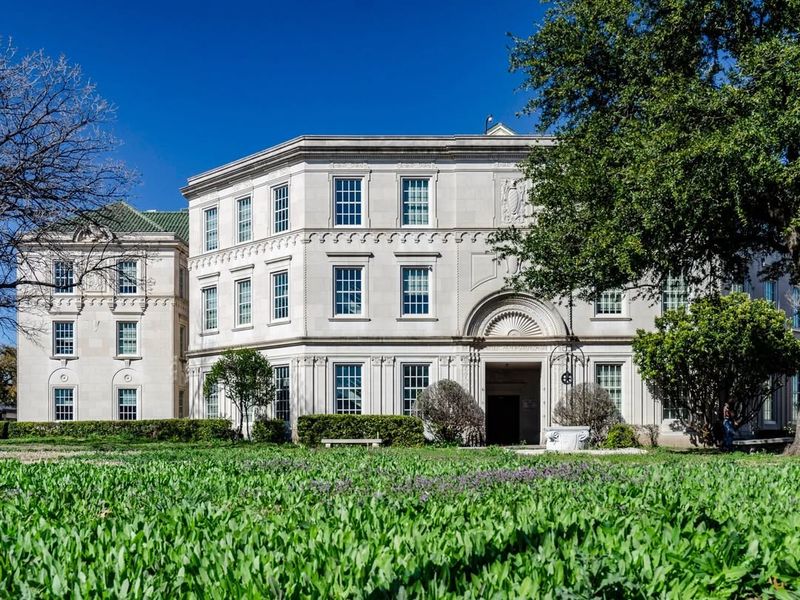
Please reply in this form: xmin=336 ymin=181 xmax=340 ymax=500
xmin=321 ymin=438 xmax=383 ymax=448
xmin=732 ymin=437 xmax=793 ymax=452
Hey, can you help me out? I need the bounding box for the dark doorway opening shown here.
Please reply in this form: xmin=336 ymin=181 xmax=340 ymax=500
xmin=485 ymin=363 xmax=541 ymax=445
xmin=486 ymin=395 xmax=520 ymax=445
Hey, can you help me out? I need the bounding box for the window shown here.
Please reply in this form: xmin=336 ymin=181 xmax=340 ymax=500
xmin=116 ymin=322 xmax=138 ymax=356
xmin=117 ymin=261 xmax=138 ymax=295
xmin=595 ymin=290 xmax=623 ymax=315
xmin=794 ymin=287 xmax=800 ymax=329
xmin=402 ymin=364 xmax=429 ymax=416
xmin=179 ymin=267 xmax=187 ymax=299
xmin=793 ymin=374 xmax=799 ymax=423
xmin=763 ymin=376 xmax=779 ymax=422
xmin=205 ymin=379 xmax=219 ymax=418
xmin=236 ymin=279 xmax=252 ymax=326
xmin=236 ymin=196 xmax=252 ymax=243
xmin=274 ymin=185 xmax=289 ymax=233
xmin=730 ymin=282 xmax=745 ymax=294
xmin=335 ymin=364 xmax=362 ymax=414
xmin=202 ymin=286 xmax=218 ymax=331
xmin=334 ymin=178 xmax=362 ymax=226
xmin=53 ymin=321 xmax=74 ymax=356
xmin=178 ymin=390 xmax=185 ymax=418
xmin=402 ymin=267 xmax=430 ymax=315
xmin=204 ymin=207 xmax=218 ymax=252
xmin=334 ymin=267 xmax=363 ymax=315
xmin=662 ymin=275 xmax=688 ymax=312
xmin=402 ymin=178 xmax=429 ymax=226
xmin=179 ymin=325 xmax=187 ymax=356
xmin=764 ymin=280 xmax=778 ymax=306
xmin=596 ymin=363 xmax=622 ymax=413
xmin=53 ymin=261 xmax=75 ymax=294
xmin=54 ymin=388 xmax=74 ymax=421
xmin=274 ymin=365 xmax=290 ymax=423
xmin=118 ymin=388 xmax=137 ymax=420
xmin=272 ymin=271 xmax=289 ymax=320
xmin=662 ymin=398 xmax=687 ymax=421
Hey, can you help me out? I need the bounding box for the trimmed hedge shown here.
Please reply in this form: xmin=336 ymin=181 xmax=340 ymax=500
xmin=252 ymin=418 xmax=290 ymax=443
xmin=297 ymin=414 xmax=424 ymax=447
xmin=3 ymin=419 xmax=234 ymax=442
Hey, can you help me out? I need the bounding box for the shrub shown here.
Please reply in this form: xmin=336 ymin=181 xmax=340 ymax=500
xmin=297 ymin=415 xmax=424 ymax=447
xmin=639 ymin=424 xmax=660 ymax=447
xmin=4 ymin=419 xmax=233 ymax=441
xmin=602 ymin=423 xmax=640 ymax=449
xmin=252 ymin=418 xmax=289 ymax=443
xmin=416 ymin=379 xmax=485 ymax=445
xmin=552 ymin=383 xmax=621 ymax=445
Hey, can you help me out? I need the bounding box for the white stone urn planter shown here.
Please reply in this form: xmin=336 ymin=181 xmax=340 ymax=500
xmin=544 ymin=426 xmax=590 ymax=452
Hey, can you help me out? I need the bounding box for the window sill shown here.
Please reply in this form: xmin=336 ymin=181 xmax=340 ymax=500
xmin=268 ymin=319 xmax=291 ymax=327
xmin=50 ymin=355 xmax=77 ymax=361
xmin=232 ymin=324 xmax=254 ymax=331
xmin=590 ymin=316 xmax=632 ymax=322
xmin=396 ymin=317 xmax=438 ymax=322
xmin=199 ymin=330 xmax=219 ymax=337
xmin=114 ymin=355 xmax=142 ymax=361
xmin=328 ymin=317 xmax=371 ymax=322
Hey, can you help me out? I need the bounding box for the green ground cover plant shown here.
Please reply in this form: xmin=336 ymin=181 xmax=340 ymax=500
xmin=0 ymin=445 xmax=797 ymax=598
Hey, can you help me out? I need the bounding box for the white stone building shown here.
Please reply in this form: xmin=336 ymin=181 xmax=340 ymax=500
xmin=182 ymin=127 xmax=800 ymax=445
xmin=16 ymin=203 xmax=190 ymax=422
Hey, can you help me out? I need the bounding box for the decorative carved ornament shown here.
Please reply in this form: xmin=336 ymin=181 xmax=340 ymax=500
xmin=484 ymin=310 xmax=542 ymax=337
xmin=500 ymin=178 xmax=534 ymax=225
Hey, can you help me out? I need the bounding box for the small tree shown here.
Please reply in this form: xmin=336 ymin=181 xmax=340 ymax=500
xmin=552 ymin=382 xmax=620 ymax=445
xmin=416 ymin=379 xmax=485 ymax=445
xmin=0 ymin=346 xmax=15 ymax=406
xmin=633 ymin=292 xmax=800 ymax=447
xmin=203 ymin=348 xmax=275 ymax=440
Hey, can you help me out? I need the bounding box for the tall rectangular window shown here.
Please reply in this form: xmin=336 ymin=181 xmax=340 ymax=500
xmin=274 ymin=185 xmax=289 ymax=233
xmin=236 ymin=279 xmax=252 ymax=326
xmin=274 ymin=365 xmax=290 ymax=423
xmin=179 ymin=325 xmax=187 ymax=356
xmin=202 ymin=286 xmax=218 ymax=331
xmin=794 ymin=287 xmax=800 ymax=329
xmin=334 ymin=267 xmax=363 ymax=315
xmin=793 ymin=374 xmax=799 ymax=422
xmin=402 ymin=267 xmax=430 ymax=315
xmin=662 ymin=275 xmax=688 ymax=312
xmin=402 ymin=178 xmax=429 ymax=226
xmin=662 ymin=398 xmax=687 ymax=420
xmin=334 ymin=178 xmax=362 ymax=226
xmin=402 ymin=364 xmax=429 ymax=416
xmin=178 ymin=390 xmax=185 ymax=418
xmin=116 ymin=322 xmax=138 ymax=356
xmin=53 ymin=322 xmax=74 ymax=356
xmin=335 ymin=364 xmax=362 ymax=414
xmin=179 ymin=267 xmax=187 ymax=299
xmin=204 ymin=207 xmax=218 ymax=252
xmin=117 ymin=261 xmax=138 ymax=295
xmin=54 ymin=388 xmax=74 ymax=421
xmin=205 ymin=379 xmax=219 ymax=418
xmin=236 ymin=196 xmax=252 ymax=243
xmin=595 ymin=290 xmax=623 ymax=315
xmin=596 ymin=363 xmax=623 ymax=413
xmin=764 ymin=280 xmax=778 ymax=306
xmin=53 ymin=261 xmax=75 ymax=294
xmin=118 ymin=388 xmax=138 ymax=420
xmin=273 ymin=271 xmax=289 ymax=320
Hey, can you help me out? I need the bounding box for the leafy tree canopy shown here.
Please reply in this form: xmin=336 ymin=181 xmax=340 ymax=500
xmin=633 ymin=292 xmax=800 ymax=445
xmin=494 ymin=0 xmax=800 ymax=300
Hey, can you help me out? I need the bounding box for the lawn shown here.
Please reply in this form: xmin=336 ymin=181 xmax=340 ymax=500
xmin=0 ymin=443 xmax=798 ymax=598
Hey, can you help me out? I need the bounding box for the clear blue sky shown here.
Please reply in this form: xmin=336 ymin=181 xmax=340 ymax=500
xmin=4 ymin=1 xmax=547 ymax=211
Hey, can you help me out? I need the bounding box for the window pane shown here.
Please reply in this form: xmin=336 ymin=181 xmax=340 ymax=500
xmin=54 ymin=388 xmax=74 ymax=421
xmin=203 ymin=287 xmax=218 ymax=330
xmin=765 ymin=280 xmax=778 ymax=306
xmin=596 ymin=364 xmax=622 ymax=413
xmin=403 ymin=364 xmax=429 ymax=416
xmin=273 ymin=271 xmax=289 ymax=320
xmin=204 ymin=207 xmax=218 ymax=251
xmin=662 ymin=275 xmax=687 ymax=312
xmin=117 ymin=322 xmax=138 ymax=355
xmin=402 ymin=267 xmax=429 ymax=315
xmin=334 ymin=267 xmax=362 ymax=315
xmin=402 ymin=179 xmax=429 ymax=226
xmin=54 ymin=261 xmax=75 ymax=294
xmin=335 ymin=364 xmax=362 ymax=414
xmin=793 ymin=374 xmax=799 ymax=423
xmin=793 ymin=287 xmax=800 ymax=329
xmin=117 ymin=261 xmax=138 ymax=294
xmin=205 ymin=378 xmax=219 ymax=418
xmin=274 ymin=185 xmax=289 ymax=233
xmin=53 ymin=322 xmax=74 ymax=356
xmin=334 ymin=178 xmax=362 ymax=226
xmin=596 ymin=290 xmax=622 ymax=315
xmin=274 ymin=365 xmax=290 ymax=423
xmin=118 ymin=388 xmax=137 ymax=420
xmin=178 ymin=390 xmax=185 ymax=418
xmin=236 ymin=279 xmax=252 ymax=326
xmin=237 ymin=197 xmax=252 ymax=243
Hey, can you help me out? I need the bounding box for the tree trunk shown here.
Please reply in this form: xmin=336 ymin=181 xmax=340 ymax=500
xmin=785 ymin=431 xmax=800 ymax=455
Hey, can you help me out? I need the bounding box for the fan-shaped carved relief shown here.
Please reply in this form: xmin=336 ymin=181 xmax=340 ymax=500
xmin=484 ymin=311 xmax=542 ymax=337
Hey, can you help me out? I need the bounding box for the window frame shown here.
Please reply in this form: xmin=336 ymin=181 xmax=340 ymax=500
xmin=234 ymin=278 xmax=253 ymax=327
xmin=235 ymin=195 xmax=253 ymax=244
xmin=204 ymin=376 xmax=220 ymax=418
xmin=764 ymin=280 xmax=778 ymax=307
xmin=594 ymin=289 xmax=625 ymax=317
xmin=116 ymin=260 xmax=138 ymax=295
xmin=117 ymin=387 xmax=139 ymax=421
xmin=202 ymin=285 xmax=219 ymax=332
xmin=400 ymin=177 xmax=431 ymax=227
xmin=333 ymin=363 xmax=363 ymax=415
xmin=116 ymin=321 xmax=139 ymax=357
xmin=53 ymin=387 xmax=76 ymax=421
xmin=52 ymin=321 xmax=76 ymax=357
xmin=661 ymin=275 xmax=688 ymax=314
xmin=203 ymin=205 xmax=219 ymax=252
xmin=273 ymin=183 xmax=290 ymax=234
xmin=401 ymin=363 xmax=430 ymax=416
xmin=274 ymin=364 xmax=290 ymax=423
xmin=53 ymin=260 xmax=75 ymax=294
xmin=332 ymin=265 xmax=365 ymax=318
xmin=271 ymin=270 xmax=289 ymax=322
xmin=595 ymin=362 xmax=624 ymax=416
xmin=332 ymin=176 xmax=365 ymax=228
xmin=400 ymin=266 xmax=432 ymax=317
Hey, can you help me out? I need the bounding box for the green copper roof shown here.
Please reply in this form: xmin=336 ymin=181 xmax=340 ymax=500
xmin=91 ymin=202 xmax=189 ymax=244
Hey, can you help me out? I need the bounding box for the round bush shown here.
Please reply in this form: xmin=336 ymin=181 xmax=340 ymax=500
xmin=602 ymin=423 xmax=640 ymax=449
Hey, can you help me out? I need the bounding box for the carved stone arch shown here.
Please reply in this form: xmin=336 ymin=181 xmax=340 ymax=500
xmin=48 ymin=368 xmax=79 ymax=388
xmin=112 ymin=368 xmax=141 ymax=388
xmin=464 ymin=292 xmax=568 ymax=338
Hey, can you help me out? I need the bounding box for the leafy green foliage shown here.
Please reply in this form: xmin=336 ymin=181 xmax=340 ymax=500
xmin=633 ymin=292 xmax=800 ymax=445
xmin=494 ymin=1 xmax=800 ymax=301
xmin=0 ymin=446 xmax=798 ymax=597
xmin=602 ymin=424 xmax=640 ymax=449
xmin=416 ymin=379 xmax=485 ymax=445
xmin=4 ymin=419 xmax=233 ymax=441
xmin=553 ymin=382 xmax=621 ymax=445
xmin=297 ymin=414 xmax=424 ymax=447
xmin=251 ymin=418 xmax=289 ymax=443
xmin=0 ymin=345 xmax=15 ymax=406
